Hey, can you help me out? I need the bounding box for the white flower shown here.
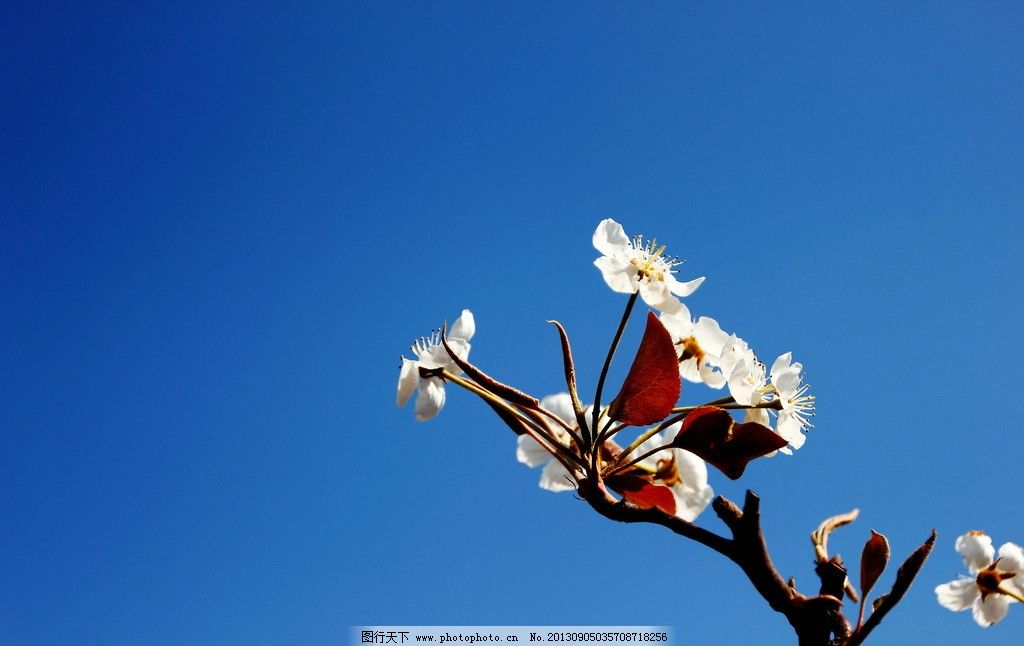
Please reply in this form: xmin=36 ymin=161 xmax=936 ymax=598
xmin=935 ymin=531 xmax=1024 ymax=627
xmin=721 ymin=338 xmax=769 ymax=408
xmin=516 ymin=393 xmax=578 ymax=492
xmin=636 ymin=423 xmax=714 ymax=521
xmin=718 ymin=339 xmax=812 ymax=454
xmin=769 ymin=353 xmax=814 ymax=451
xmin=396 ymin=309 xmax=475 ymax=421
xmin=592 ymin=218 xmax=704 ymax=314
xmin=660 ymin=303 xmax=731 ymax=388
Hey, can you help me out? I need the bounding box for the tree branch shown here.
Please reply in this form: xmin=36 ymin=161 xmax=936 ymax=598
xmin=579 ymin=481 xmax=849 ymax=645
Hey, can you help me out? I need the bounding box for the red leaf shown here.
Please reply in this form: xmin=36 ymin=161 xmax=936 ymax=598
xmin=608 ymin=311 xmax=681 ymax=426
xmin=606 ymin=475 xmax=677 ymax=515
xmin=670 ymin=406 xmax=788 ymax=480
xmin=860 ymin=530 xmax=891 ymax=599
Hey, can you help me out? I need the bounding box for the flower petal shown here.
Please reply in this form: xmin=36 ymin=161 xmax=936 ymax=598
xmin=675 ymin=448 xmax=709 ymax=491
xmin=449 ymin=309 xmax=475 ymax=342
xmin=973 ymin=593 xmax=1011 ymax=627
xmin=776 ymin=412 xmax=806 ymax=450
xmin=679 ymin=358 xmax=703 ymax=384
xmin=769 ymin=352 xmax=792 ymax=382
xmin=935 ymin=578 xmax=979 ymax=612
xmin=516 ymin=434 xmax=551 ymax=468
xmin=594 ymin=256 xmax=640 ymax=294
xmin=418 ymin=338 xmax=467 ymax=372
xmin=593 ymin=218 xmax=631 ymax=258
xmin=671 ymin=479 xmax=714 ymax=522
xmin=693 ymin=316 xmax=729 ymax=357
xmin=956 ymin=532 xmax=995 ymax=574
xmin=539 ymin=459 xmax=576 ymax=492
xmin=639 ymin=278 xmax=682 ymax=314
xmin=414 ymin=377 xmax=446 ymax=421
xmin=697 ymin=361 xmax=727 ymax=389
xmin=667 ymin=275 xmax=705 ymax=297
xmin=396 ymin=357 xmax=419 ymax=407
xmin=997 ymin=542 xmax=1024 ymax=573
xmin=658 ymin=305 xmax=694 ymax=340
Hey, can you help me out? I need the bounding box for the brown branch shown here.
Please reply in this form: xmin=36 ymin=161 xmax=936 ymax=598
xmin=579 ymin=481 xmax=849 ymax=645
xmin=580 ymin=478 xmax=733 ymax=556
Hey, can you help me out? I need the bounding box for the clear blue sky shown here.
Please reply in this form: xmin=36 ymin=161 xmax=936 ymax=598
xmin=2 ymin=2 xmax=1022 ymax=644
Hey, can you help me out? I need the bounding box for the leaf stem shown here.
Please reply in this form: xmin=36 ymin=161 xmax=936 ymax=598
xmin=591 ymin=291 xmax=639 ymax=450
xmin=443 ymin=370 xmax=585 ymax=470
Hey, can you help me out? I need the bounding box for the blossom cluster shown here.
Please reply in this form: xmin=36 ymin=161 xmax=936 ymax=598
xmin=596 ymin=218 xmax=814 ymax=454
xmin=396 ymin=218 xmax=815 ymax=525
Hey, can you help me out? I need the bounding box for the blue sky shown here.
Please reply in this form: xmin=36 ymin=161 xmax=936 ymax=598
xmin=2 ymin=2 xmax=1022 ymax=644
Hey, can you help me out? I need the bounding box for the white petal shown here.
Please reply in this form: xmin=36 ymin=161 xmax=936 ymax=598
xmin=716 ymin=336 xmax=749 ymax=375
xmin=997 ymin=542 xmax=1024 ymax=573
xmin=774 ymin=367 xmax=802 ymax=399
xmin=679 ymin=357 xmax=703 ymax=384
xmin=728 ymin=361 xmax=757 ymax=406
xmin=935 ymin=578 xmax=980 ymax=612
xmin=693 ymin=317 xmax=729 ymax=357
xmin=667 ymin=275 xmax=705 ymax=297
xmin=449 ymin=309 xmax=475 ymax=342
xmin=671 ymin=480 xmax=714 ymax=521
xmin=974 ymin=593 xmax=1011 ymax=626
xmin=697 ymin=362 xmax=727 ymax=389
xmin=593 ymin=218 xmax=631 ymax=258
xmin=658 ymin=305 xmax=694 ymax=339
xmin=414 ymin=377 xmax=446 ymax=421
xmin=539 ymin=459 xmax=576 ymax=492
xmin=662 ymin=420 xmax=683 ymax=443
xmin=639 ymin=278 xmax=682 ymax=314
xmin=956 ymin=532 xmax=995 ymax=573
xmin=417 ymin=339 xmax=466 ymax=371
xmin=594 ymin=256 xmax=640 ymax=293
xmin=777 ymin=412 xmax=806 ymax=450
xmin=540 ymin=393 xmax=577 ymax=428
xmin=769 ymin=352 xmax=792 ymax=382
xmin=516 ymin=434 xmax=551 ymax=468
xmin=674 ymin=448 xmax=709 ymax=490
xmin=396 ymin=357 xmax=419 ymax=407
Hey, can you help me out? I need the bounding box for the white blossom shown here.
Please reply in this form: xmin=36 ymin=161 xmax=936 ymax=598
xmin=660 ymin=303 xmax=730 ymax=388
xmin=935 ymin=531 xmax=1024 ymax=627
xmin=396 ymin=309 xmax=475 ymax=421
xmin=516 ymin=393 xmax=579 ymax=492
xmin=592 ymin=219 xmax=704 ymax=314
xmin=769 ymin=352 xmax=814 ymax=452
xmin=637 ymin=423 xmax=714 ymax=521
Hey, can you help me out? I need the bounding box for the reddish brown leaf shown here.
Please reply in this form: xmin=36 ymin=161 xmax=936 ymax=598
xmin=608 ymin=311 xmax=681 ymax=426
xmin=848 ymin=531 xmax=936 ymax=646
xmin=670 ymin=406 xmax=788 ymax=480
xmin=606 ymin=474 xmax=677 ymax=515
xmin=860 ymin=530 xmax=891 ymax=600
